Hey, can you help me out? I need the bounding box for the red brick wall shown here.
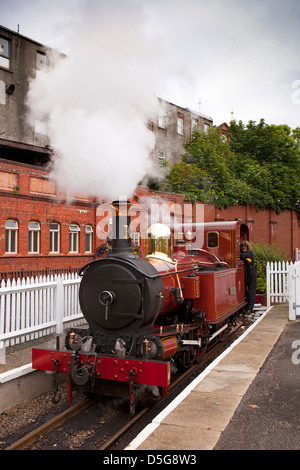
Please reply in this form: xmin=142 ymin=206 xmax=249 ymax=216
xmin=0 ymin=159 xmax=96 ymax=274
xmin=208 ymin=203 xmax=299 ymax=259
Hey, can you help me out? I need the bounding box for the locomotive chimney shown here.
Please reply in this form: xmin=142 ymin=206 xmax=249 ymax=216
xmin=111 ymin=200 xmax=134 ymax=257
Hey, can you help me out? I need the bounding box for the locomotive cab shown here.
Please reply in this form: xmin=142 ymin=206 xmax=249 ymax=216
xmin=174 ymin=220 xmax=249 ymax=268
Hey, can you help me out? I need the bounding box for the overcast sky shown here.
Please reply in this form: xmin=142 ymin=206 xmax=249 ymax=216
xmin=1 ymin=0 xmax=300 ymax=128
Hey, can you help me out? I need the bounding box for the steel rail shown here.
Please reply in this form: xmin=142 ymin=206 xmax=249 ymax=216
xmin=5 ymin=398 xmax=92 ymax=450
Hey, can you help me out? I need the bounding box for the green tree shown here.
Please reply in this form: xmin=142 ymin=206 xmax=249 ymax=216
xmin=229 ymin=120 xmax=300 ymax=214
xmin=154 ymin=119 xmax=300 ymax=217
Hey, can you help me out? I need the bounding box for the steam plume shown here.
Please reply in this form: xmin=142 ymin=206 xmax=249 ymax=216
xmin=27 ymin=0 xmax=160 ymax=201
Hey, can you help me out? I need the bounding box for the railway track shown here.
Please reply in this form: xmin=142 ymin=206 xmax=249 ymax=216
xmin=4 ymin=317 xmax=247 ymax=451
xmin=4 ymin=398 xmax=92 ymax=450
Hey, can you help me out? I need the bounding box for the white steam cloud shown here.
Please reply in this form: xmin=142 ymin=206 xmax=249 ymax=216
xmin=26 ymin=0 xmax=161 ymax=201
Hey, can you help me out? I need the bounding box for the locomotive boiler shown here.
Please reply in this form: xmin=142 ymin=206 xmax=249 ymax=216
xmin=32 ymin=200 xmax=248 ymax=415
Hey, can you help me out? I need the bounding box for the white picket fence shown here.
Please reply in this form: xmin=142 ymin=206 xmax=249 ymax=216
xmin=266 ymin=260 xmax=300 ymax=320
xmin=266 ymin=261 xmax=291 ymax=306
xmin=0 ymin=273 xmax=84 ymax=347
xmin=288 ymin=261 xmax=300 ymax=321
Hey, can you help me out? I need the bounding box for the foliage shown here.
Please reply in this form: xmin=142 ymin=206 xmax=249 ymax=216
xmin=96 ymin=242 xmax=141 ymax=256
xmin=252 ymin=242 xmax=288 ymax=293
xmin=156 ymin=120 xmax=300 ymax=217
xmin=131 ymin=242 xmax=141 ymax=256
xmin=96 ymin=242 xmax=111 ymax=255
xmin=228 ymin=119 xmax=300 ymax=214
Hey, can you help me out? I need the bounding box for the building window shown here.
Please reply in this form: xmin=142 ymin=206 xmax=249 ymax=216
xmin=36 ymin=51 xmax=47 ymax=71
xmin=28 ymin=221 xmax=40 ymax=253
xmin=158 ymin=149 xmax=166 ymax=166
xmin=0 ymin=36 xmax=10 ymax=69
xmin=192 ymin=118 xmax=198 ymax=129
xmin=158 ymin=109 xmax=167 ymax=129
xmin=35 ymin=114 xmax=48 ymax=135
xmin=69 ymin=224 xmax=80 ymax=253
xmin=85 ymin=225 xmax=93 ymax=253
xmin=5 ymin=220 xmax=18 ymax=254
xmin=177 ymin=113 xmax=184 ymax=135
xmin=204 ymin=123 xmax=210 ymax=134
xmin=50 ymin=223 xmax=60 ymax=253
xmin=34 ymin=52 xmax=48 ymax=135
xmin=131 ymin=232 xmax=140 ymax=246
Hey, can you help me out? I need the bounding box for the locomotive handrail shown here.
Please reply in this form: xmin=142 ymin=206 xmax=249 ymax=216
xmin=79 ymin=256 xmax=199 ymax=280
xmin=188 ymin=248 xmax=229 ymax=268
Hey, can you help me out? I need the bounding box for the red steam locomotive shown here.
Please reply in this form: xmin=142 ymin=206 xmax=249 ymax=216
xmin=32 ymin=200 xmax=249 ymax=415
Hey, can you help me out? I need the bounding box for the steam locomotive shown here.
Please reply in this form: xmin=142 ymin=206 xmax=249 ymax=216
xmin=32 ymin=200 xmax=249 ymax=415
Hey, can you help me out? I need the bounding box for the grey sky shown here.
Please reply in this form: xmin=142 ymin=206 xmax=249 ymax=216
xmin=1 ymin=0 xmax=300 ymax=128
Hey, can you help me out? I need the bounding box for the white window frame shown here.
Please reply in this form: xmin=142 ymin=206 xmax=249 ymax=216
xmin=34 ymin=52 xmax=49 ymax=135
xmin=36 ymin=51 xmax=47 ymax=71
xmin=0 ymin=36 xmax=10 ymax=69
xmin=131 ymin=232 xmax=140 ymax=245
xmin=85 ymin=225 xmax=93 ymax=253
xmin=177 ymin=115 xmax=184 ymax=135
xmin=204 ymin=123 xmax=210 ymax=133
xmin=50 ymin=223 xmax=60 ymax=253
xmin=5 ymin=219 xmax=18 ymax=254
xmin=69 ymin=224 xmax=80 ymax=253
xmin=158 ymin=149 xmax=166 ymax=166
xmin=28 ymin=221 xmax=40 ymax=254
xmin=158 ymin=109 xmax=167 ymax=129
xmin=192 ymin=118 xmax=198 ymax=129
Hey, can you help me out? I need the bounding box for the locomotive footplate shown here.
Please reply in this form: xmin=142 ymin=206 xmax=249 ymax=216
xmin=32 ymin=348 xmax=171 ymax=402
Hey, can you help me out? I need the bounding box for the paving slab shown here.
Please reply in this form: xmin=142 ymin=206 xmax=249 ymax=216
xmin=138 ymin=423 xmax=221 ymax=451
xmin=194 ymin=368 xmax=255 ymax=396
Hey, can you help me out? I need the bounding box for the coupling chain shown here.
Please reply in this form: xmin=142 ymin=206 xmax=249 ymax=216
xmin=129 ymin=369 xmax=136 ymax=417
xmin=52 ymin=359 xmax=62 ymax=404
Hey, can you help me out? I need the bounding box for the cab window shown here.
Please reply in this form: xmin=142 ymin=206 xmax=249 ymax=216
xmin=207 ymin=231 xmax=219 ymax=248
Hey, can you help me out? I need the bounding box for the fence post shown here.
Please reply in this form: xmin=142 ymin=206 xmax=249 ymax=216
xmin=55 ymin=275 xmax=64 ymax=334
xmin=288 ymin=263 xmax=295 ymax=321
xmin=266 ymin=262 xmax=270 ymax=307
xmin=294 ymin=261 xmax=300 ymax=318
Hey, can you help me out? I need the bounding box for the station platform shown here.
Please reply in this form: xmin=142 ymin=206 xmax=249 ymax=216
xmin=0 ymin=335 xmax=59 ymax=374
xmin=0 ymin=334 xmax=65 ymax=413
xmin=126 ymin=304 xmax=300 ymax=451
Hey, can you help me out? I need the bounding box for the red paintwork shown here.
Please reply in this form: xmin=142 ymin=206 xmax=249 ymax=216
xmin=161 ymin=336 xmax=178 ymax=359
xmin=181 ymin=275 xmax=201 ymax=299
xmin=193 ymin=268 xmax=245 ymax=323
xmin=32 ymin=348 xmax=170 ymax=388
